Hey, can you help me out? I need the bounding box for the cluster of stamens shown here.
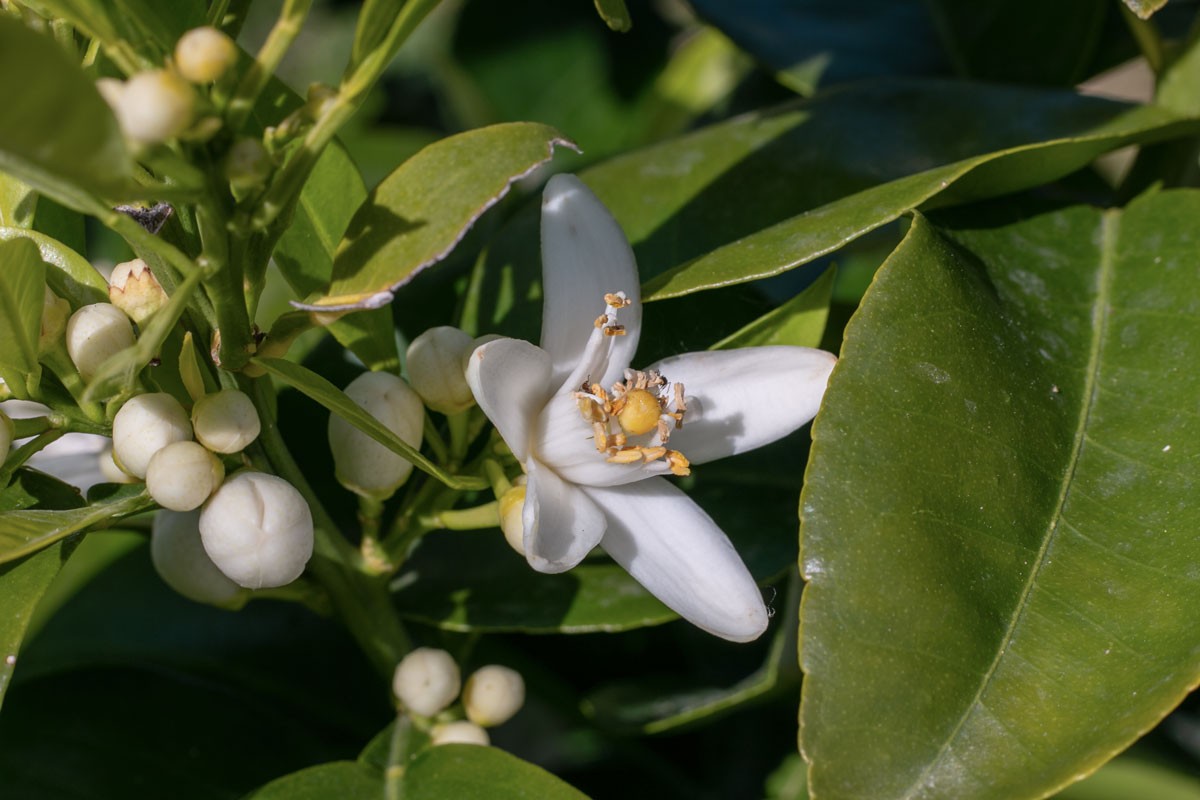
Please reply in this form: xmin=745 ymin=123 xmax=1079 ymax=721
xmin=574 ymin=293 xmax=691 ymax=477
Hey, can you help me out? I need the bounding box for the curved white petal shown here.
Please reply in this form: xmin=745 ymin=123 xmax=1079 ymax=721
xmin=583 ymin=478 xmax=768 ymax=642
xmin=464 ymin=338 xmax=553 ymax=463
xmin=534 ymin=392 xmax=672 ymax=487
xmin=646 ymin=346 xmax=836 ymax=465
xmin=540 ymin=174 xmax=641 ymax=388
xmin=523 ymin=457 xmax=606 ymax=573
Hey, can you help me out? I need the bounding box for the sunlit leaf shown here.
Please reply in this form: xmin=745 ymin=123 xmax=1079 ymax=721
xmin=0 ymin=237 xmax=46 ymax=399
xmin=0 ymin=485 xmax=152 ymax=566
xmin=0 ymin=226 xmax=107 ymax=308
xmin=402 ymin=744 xmax=590 ymax=800
xmin=800 ymin=191 xmax=1200 ymax=799
xmin=712 ymin=266 xmax=834 ymax=351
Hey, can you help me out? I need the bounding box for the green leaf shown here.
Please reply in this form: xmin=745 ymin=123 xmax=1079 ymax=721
xmin=275 ymin=140 xmax=399 ymax=371
xmin=765 ymin=754 xmax=810 ymax=800
xmin=712 ymin=266 xmax=834 ymax=350
xmin=0 ymin=226 xmax=108 ymax=308
xmin=402 ymin=744 xmax=590 ymax=800
xmin=348 ymin=0 xmax=439 ymax=73
xmin=0 ymin=16 xmax=132 ymax=210
xmin=309 ymin=123 xmax=575 ymax=311
xmin=251 ymin=357 xmax=485 ymax=491
xmin=0 ymin=485 xmax=152 ymax=566
xmin=1123 ymin=0 xmax=1168 ymax=20
xmin=18 ymin=0 xmax=205 ymax=61
xmin=592 ymin=0 xmax=632 ymax=32
xmin=0 ymin=237 xmax=46 ymax=399
xmin=799 ymin=191 xmax=1200 ymax=799
xmin=639 ymin=101 xmax=1194 ymax=300
xmin=1052 ymin=757 xmax=1200 ymax=800
xmin=242 ymin=762 xmax=382 ymax=799
xmin=0 ymin=172 xmax=36 ymax=227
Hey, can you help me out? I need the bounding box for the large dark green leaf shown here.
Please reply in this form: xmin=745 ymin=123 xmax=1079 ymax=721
xmin=800 ymin=191 xmax=1200 ymax=799
xmin=308 ymin=123 xmax=575 ymax=311
xmin=402 ymin=744 xmax=589 ymax=800
xmin=0 ymin=16 xmax=132 ymax=210
xmin=0 ymin=237 xmax=46 ymax=399
xmin=241 ymin=762 xmax=382 ymax=799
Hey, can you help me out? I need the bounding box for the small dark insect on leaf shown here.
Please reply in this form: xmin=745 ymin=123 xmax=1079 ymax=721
xmin=115 ymin=202 xmax=174 ymax=234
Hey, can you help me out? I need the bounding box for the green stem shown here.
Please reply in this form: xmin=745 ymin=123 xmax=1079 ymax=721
xmin=195 ymin=201 xmax=255 ymax=371
xmin=248 ymin=375 xmax=410 ymax=676
xmin=225 ymin=0 xmax=314 ymax=131
xmin=1121 ymin=3 xmax=1165 ymax=75
xmin=384 ymin=715 xmax=415 ymax=800
xmin=40 ymin=343 xmax=104 ymax=423
xmin=422 ymin=416 xmax=449 ymax=465
xmin=446 ymin=411 xmax=471 ymax=466
xmin=0 ymin=429 xmax=65 ymax=485
xmin=420 ymin=500 xmax=499 ymax=531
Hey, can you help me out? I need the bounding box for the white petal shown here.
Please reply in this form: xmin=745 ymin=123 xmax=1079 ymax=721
xmin=523 ymin=457 xmax=606 ymax=573
xmin=583 ymin=478 xmax=768 ymax=642
xmin=534 ymin=392 xmax=671 ymax=487
xmin=647 ymin=346 xmax=836 ymax=465
xmin=464 ymin=338 xmax=553 ymax=464
xmin=540 ymin=174 xmax=641 ymax=388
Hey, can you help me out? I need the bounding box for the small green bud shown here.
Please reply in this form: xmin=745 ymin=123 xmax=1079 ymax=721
xmin=224 ymin=138 xmax=272 ymax=192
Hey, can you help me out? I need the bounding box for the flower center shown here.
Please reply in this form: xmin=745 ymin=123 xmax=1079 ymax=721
xmin=572 ymin=292 xmax=691 ymax=477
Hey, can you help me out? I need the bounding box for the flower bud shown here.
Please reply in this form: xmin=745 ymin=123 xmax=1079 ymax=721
xmin=225 ymin=137 xmax=272 ymax=192
xmin=109 ymin=258 xmax=168 ymax=323
xmin=40 ymin=287 xmax=69 ymax=352
xmin=98 ymin=446 xmax=137 ymax=484
xmin=146 ymin=440 xmax=225 ymax=511
xmin=199 ymin=471 xmax=314 ymax=589
xmin=107 ymin=70 xmax=194 ymax=145
xmin=66 ymin=303 xmax=136 ymax=383
xmin=430 ymin=721 xmax=490 ymax=747
xmin=498 ymin=484 xmax=526 ymax=555
xmin=328 ymin=372 xmax=424 ymax=499
xmin=191 ymin=389 xmax=260 ymax=453
xmin=392 ymin=647 xmax=461 ymax=717
xmin=174 ymin=26 xmax=237 ymax=84
xmin=0 ymin=409 xmax=13 ymax=463
xmin=305 ymin=83 xmax=338 ymax=120
xmin=151 ymin=509 xmax=246 ymax=607
xmin=406 ymin=326 xmax=476 ymax=415
xmin=111 ymin=392 xmax=192 ymax=479
xmin=462 ymin=665 xmax=525 ymax=727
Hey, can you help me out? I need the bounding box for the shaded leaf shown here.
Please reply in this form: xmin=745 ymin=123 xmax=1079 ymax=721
xmin=0 ymin=484 xmax=152 ymax=566
xmin=800 ymin=191 xmax=1200 ymax=799
xmin=19 ymin=0 xmax=205 ymax=61
xmin=593 ymin=0 xmax=632 ymax=32
xmin=0 ymin=237 xmax=46 ymax=399
xmin=242 ymin=761 xmax=382 ymax=799
xmin=403 ymin=744 xmax=590 ymax=800
xmin=0 ymin=16 xmax=132 ymax=210
xmin=712 ymin=266 xmax=834 ymax=350
xmin=1053 ymin=757 xmax=1200 ymax=799
xmin=1124 ymin=0 xmax=1169 ymax=20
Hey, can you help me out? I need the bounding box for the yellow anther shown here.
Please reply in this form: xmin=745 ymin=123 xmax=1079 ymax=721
xmin=666 ymin=450 xmax=691 ymax=477
xmin=604 ymin=292 xmax=631 ymax=308
xmin=616 ymin=389 xmax=661 ymax=436
xmin=602 ymin=325 xmax=627 ymax=337
xmin=641 ymin=446 xmax=667 ymax=462
xmin=592 ymin=421 xmax=609 ymax=452
xmin=606 ymin=448 xmax=644 ymax=464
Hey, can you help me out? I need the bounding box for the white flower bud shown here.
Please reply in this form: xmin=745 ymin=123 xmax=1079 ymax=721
xmin=225 ymin=138 xmax=272 ymax=191
xmin=40 ymin=287 xmax=70 ymax=352
xmin=151 ymin=509 xmax=246 ymax=607
xmin=329 ymin=372 xmax=424 ymax=499
xmin=430 ymin=721 xmax=490 ymax=747
xmin=199 ymin=471 xmax=313 ymax=589
xmin=392 ymin=647 xmax=461 ymax=717
xmin=0 ymin=409 xmax=13 ymax=463
xmin=107 ymin=70 xmax=194 ymax=145
xmin=98 ymin=446 xmax=137 ymax=483
xmin=109 ymin=258 xmax=168 ymax=323
xmin=406 ymin=326 xmax=476 ymax=415
xmin=464 ymin=334 xmax=503 ymax=371
xmin=111 ymin=392 xmax=192 ymax=479
xmin=95 ymin=77 xmax=125 ymax=109
xmin=174 ymin=26 xmax=237 ymax=84
xmin=463 ymin=665 xmax=525 ymax=727
xmin=66 ymin=303 xmax=136 ymax=383
xmin=192 ymin=389 xmax=260 ymax=453
xmin=146 ymin=440 xmax=225 ymax=511
xmin=498 ymin=484 xmax=526 ymax=555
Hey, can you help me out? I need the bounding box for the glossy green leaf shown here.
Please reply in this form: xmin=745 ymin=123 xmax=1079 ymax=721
xmin=18 ymin=0 xmax=205 ymax=61
xmin=0 ymin=172 xmax=36 ymax=227
xmin=639 ymin=101 xmax=1193 ymax=300
xmin=0 ymin=16 xmax=132 ymax=210
xmin=712 ymin=267 xmax=834 ymax=351
xmin=0 ymin=227 xmax=107 ymax=308
xmin=0 ymin=485 xmax=152 ymax=566
xmin=592 ymin=0 xmax=632 ymax=32
xmin=1053 ymin=757 xmax=1200 ymax=800
xmin=311 ymin=123 xmax=575 ymax=311
xmin=1123 ymin=0 xmax=1168 ymax=19
xmin=0 ymin=237 xmax=46 ymax=399
xmin=243 ymin=761 xmax=383 ymax=799
xmin=800 ymin=191 xmax=1200 ymax=799
xmin=275 ymin=140 xmax=399 ymax=371
xmin=765 ymin=754 xmax=810 ymax=800
xmin=403 ymin=744 xmax=589 ymax=800
xmin=252 ymin=357 xmax=484 ymax=491
xmin=348 ymin=0 xmax=439 ymax=73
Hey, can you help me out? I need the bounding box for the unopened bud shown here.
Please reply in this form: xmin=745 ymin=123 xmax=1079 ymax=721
xmin=199 ymin=471 xmax=314 ymax=589
xmin=406 ymin=326 xmax=476 ymax=415
xmin=463 ymin=665 xmax=525 ymax=727
xmin=0 ymin=409 xmax=12 ymax=463
xmin=225 ymin=138 xmax=272 ymax=191
xmin=329 ymin=372 xmax=424 ymax=499
xmin=40 ymin=287 xmax=69 ymax=352
xmin=106 ymin=70 xmax=195 ymax=145
xmin=98 ymin=446 xmax=137 ymax=483
xmin=151 ymin=509 xmax=247 ymax=607
xmin=146 ymin=440 xmax=225 ymax=511
xmin=174 ymin=26 xmax=237 ymax=84
xmin=192 ymin=389 xmax=260 ymax=453
xmin=392 ymin=647 xmax=461 ymax=717
xmin=111 ymin=392 xmax=192 ymax=479
xmin=430 ymin=721 xmax=490 ymax=747
xmin=499 ymin=484 xmax=526 ymax=555
xmin=109 ymin=258 xmax=168 ymax=323
xmin=66 ymin=303 xmax=136 ymax=382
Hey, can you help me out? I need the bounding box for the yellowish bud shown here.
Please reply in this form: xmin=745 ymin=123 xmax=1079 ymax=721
xmin=192 ymin=389 xmax=260 ymax=453
xmin=463 ymin=665 xmax=525 ymax=727
xmin=174 ymin=26 xmax=237 ymax=84
xmin=146 ymin=440 xmax=225 ymax=511
xmin=65 ymin=303 xmax=136 ymax=383
xmin=498 ymin=484 xmax=526 ymax=555
xmin=111 ymin=392 xmax=193 ymax=479
xmin=109 ymin=258 xmax=168 ymax=323
xmin=430 ymin=721 xmax=490 ymax=747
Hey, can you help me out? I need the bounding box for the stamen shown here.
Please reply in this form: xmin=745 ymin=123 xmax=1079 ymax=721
xmin=606 ymin=449 xmax=644 ymax=465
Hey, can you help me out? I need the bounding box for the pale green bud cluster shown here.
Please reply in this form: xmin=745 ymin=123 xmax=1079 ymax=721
xmin=329 ymin=371 xmax=424 ymax=499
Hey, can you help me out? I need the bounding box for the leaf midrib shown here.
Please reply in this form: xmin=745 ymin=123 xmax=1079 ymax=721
xmin=896 ymin=209 xmax=1118 ymax=799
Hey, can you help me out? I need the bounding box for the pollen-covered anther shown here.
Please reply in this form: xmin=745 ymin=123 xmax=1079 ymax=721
xmin=603 ymin=324 xmax=627 ymax=337
xmin=606 ymin=448 xmax=645 ymax=465
xmin=604 ymin=292 xmax=631 ymax=308
xmin=666 ymin=450 xmax=691 ymax=477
